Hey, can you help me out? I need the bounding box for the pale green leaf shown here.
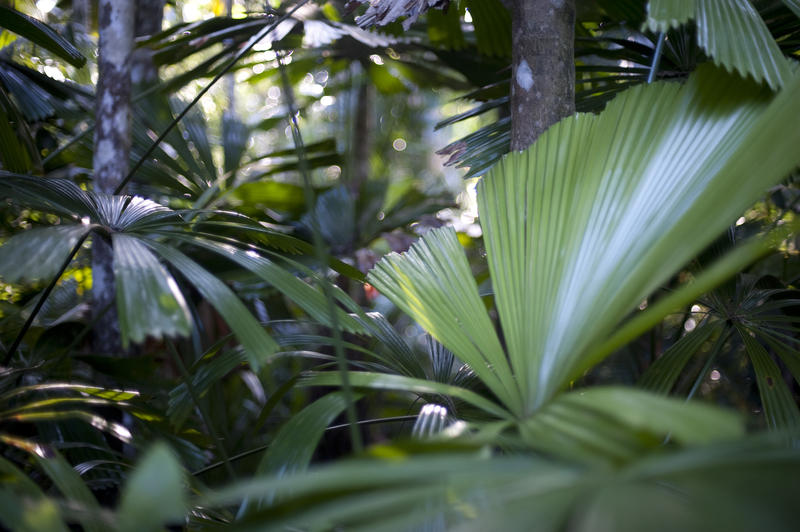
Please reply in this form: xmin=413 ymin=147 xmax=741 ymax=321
xmin=112 ymin=233 xmax=192 ymax=347
xmin=367 ymin=227 xmax=524 ymax=415
xmin=478 ymin=66 xmax=800 ymax=410
xmin=646 ymin=0 xmax=792 ymax=88
xmin=202 ymin=440 xmax=800 ymax=531
xmin=521 ymin=387 xmax=743 ymax=465
xmin=0 ymin=490 xmax=68 ymax=532
xmin=162 ymin=235 xmax=365 ymax=334
xmin=34 ymin=451 xmax=104 ymax=532
xmin=0 ymin=225 xmax=90 ymax=283
xmin=144 ymin=240 xmax=278 ymax=370
xmin=300 ymin=371 xmax=510 ymax=419
xmin=117 ymin=443 xmax=186 ymax=532
xmin=646 ymin=0 xmax=695 ymax=31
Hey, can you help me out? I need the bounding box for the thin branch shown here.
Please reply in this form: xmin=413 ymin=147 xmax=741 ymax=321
xmin=192 ymin=416 xmax=417 ymax=476
xmin=3 ymin=232 xmax=90 ymax=366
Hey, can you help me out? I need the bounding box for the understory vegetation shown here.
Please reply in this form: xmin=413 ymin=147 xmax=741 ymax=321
xmin=1 ymin=0 xmax=800 ymax=530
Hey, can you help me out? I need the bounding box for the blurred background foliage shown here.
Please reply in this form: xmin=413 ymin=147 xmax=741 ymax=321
xmin=0 ymin=0 xmax=799 ymax=530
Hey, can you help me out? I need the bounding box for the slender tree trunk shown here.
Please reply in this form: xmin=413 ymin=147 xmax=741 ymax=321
xmin=92 ymin=0 xmax=134 ymax=353
xmin=349 ymin=68 xmax=374 ymax=195
xmin=132 ymin=0 xmax=164 ymax=85
xmin=509 ymin=0 xmax=575 ymax=151
xmin=73 ymin=0 xmax=89 ymax=29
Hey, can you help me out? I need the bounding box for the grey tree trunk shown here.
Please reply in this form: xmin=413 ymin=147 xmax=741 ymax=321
xmin=509 ymin=0 xmax=575 ymax=151
xmin=132 ymin=0 xmax=165 ymax=85
xmin=92 ymin=0 xmax=134 ymax=353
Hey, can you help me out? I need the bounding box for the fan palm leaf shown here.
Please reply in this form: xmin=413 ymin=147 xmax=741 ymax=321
xmin=646 ymin=0 xmax=794 ymax=89
xmin=368 ymin=66 xmax=800 ymax=414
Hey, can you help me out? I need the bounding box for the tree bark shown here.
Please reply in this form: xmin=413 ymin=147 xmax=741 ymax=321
xmin=92 ymin=0 xmax=134 ymax=353
xmin=131 ymin=0 xmax=164 ymax=85
xmin=509 ymin=0 xmax=575 ymax=151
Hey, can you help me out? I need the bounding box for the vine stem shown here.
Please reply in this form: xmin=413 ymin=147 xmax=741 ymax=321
xmin=3 ymin=232 xmax=90 ymax=366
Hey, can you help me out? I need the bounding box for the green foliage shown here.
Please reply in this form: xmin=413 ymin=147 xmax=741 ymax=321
xmin=1 ymin=1 xmax=799 ymax=530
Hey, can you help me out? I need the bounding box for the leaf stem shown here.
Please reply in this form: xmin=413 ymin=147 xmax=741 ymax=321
xmin=647 ymin=32 xmax=666 ymax=84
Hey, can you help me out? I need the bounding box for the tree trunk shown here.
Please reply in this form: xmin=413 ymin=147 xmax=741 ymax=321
xmin=73 ymin=0 xmax=89 ymax=29
xmin=349 ymin=67 xmax=374 ymax=195
xmin=92 ymin=0 xmax=134 ymax=353
xmin=509 ymin=0 xmax=575 ymax=151
xmin=131 ymin=0 xmax=164 ymax=85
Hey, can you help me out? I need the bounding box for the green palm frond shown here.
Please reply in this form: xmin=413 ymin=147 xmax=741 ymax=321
xmin=111 ymin=234 xmax=192 ymax=347
xmin=202 ymin=436 xmax=800 ymax=531
xmin=368 ymin=226 xmax=524 ymax=415
xmin=0 ymin=6 xmax=86 ymax=68
xmin=0 ymin=225 xmax=92 ymax=284
xmin=370 ymin=66 xmax=800 ymax=414
xmin=646 ymin=0 xmax=793 ymax=89
xmin=520 ymin=386 xmax=743 ymax=465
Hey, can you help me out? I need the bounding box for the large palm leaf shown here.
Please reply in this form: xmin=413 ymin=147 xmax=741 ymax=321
xmin=0 ymin=174 xmax=363 ymax=369
xmin=646 ymin=0 xmax=795 ymax=89
xmin=368 ymin=65 xmax=800 ymax=415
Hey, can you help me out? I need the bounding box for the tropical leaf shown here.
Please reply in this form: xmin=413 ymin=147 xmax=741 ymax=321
xmin=367 ymin=226 xmax=524 ymax=415
xmin=783 ymin=0 xmax=800 ymax=18
xmin=0 ymin=491 xmax=68 ymax=532
xmin=411 ymin=403 xmax=450 ymax=438
xmin=480 ymin=65 xmax=800 ymax=410
xmin=151 ymin=233 xmax=366 ymax=334
xmin=144 ymin=240 xmax=278 ymax=370
xmin=0 ymin=173 xmax=98 ymax=220
xmin=737 ymin=325 xmax=800 ymax=432
xmin=373 ymin=66 xmax=800 ymax=415
xmin=646 ymin=0 xmax=793 ymax=89
xmin=0 ymin=225 xmax=91 ymax=283
xmin=203 ymin=438 xmax=800 ymax=532
xmin=112 ymin=234 xmax=192 ymax=347
xmin=243 ymin=391 xmax=359 ymax=512
xmin=117 ymin=443 xmax=186 ymax=532
xmin=520 ymin=386 xmax=743 ymax=465
xmin=301 ymin=371 xmax=510 ymax=419
xmin=0 ymin=6 xmax=86 ymax=67
xmin=638 ymin=321 xmax=723 ymax=394
xmin=34 ymin=451 xmax=104 ymax=532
